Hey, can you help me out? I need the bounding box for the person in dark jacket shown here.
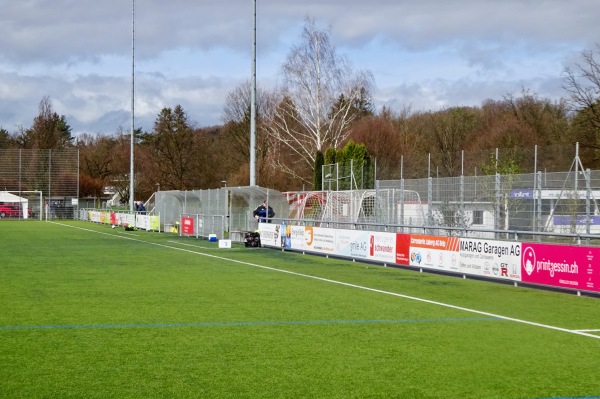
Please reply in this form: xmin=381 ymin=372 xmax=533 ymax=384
xmin=135 ymin=201 xmax=146 ymax=214
xmin=253 ymin=200 xmax=274 ymax=223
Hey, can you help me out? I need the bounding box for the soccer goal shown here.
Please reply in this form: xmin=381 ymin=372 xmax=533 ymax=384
xmin=0 ymin=191 xmax=43 ymax=220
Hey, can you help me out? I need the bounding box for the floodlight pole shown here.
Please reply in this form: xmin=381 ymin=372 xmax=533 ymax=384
xmin=249 ymin=0 xmax=257 ymax=186
xmin=129 ymin=0 xmax=136 ymax=212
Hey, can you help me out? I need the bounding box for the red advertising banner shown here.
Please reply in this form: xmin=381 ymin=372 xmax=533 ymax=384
xmin=395 ymin=234 xmax=410 ymax=265
xmin=521 ymin=243 xmax=600 ymax=293
xmin=181 ymin=217 xmax=195 ymax=235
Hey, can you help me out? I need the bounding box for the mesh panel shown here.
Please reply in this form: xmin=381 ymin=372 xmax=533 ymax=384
xmin=0 ymin=149 xmax=79 ymax=219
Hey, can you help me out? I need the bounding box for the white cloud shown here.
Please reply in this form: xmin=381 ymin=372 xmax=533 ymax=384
xmin=0 ymin=0 xmax=598 ymax=135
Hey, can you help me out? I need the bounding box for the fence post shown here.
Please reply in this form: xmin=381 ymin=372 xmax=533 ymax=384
xmin=536 ymin=171 xmax=542 ymax=242
xmin=427 ymin=176 xmax=433 ymax=229
xmin=586 ymin=168 xmax=591 ymax=245
xmin=400 ymin=178 xmax=405 ymax=234
xmin=460 ymin=175 xmax=465 ymax=229
xmin=495 ymin=173 xmax=501 ymax=239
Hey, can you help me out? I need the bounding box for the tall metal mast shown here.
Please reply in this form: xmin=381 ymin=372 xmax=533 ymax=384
xmin=129 ymin=0 xmax=136 ymax=211
xmin=249 ymin=0 xmax=257 ymax=186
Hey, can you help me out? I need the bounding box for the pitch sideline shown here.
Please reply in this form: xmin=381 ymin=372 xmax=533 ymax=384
xmin=51 ymin=221 xmax=600 ymax=340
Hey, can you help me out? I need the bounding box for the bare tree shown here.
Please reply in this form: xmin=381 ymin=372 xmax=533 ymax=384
xmin=221 ymin=80 xmax=274 ymax=165
xmin=421 ymin=107 xmax=479 ymax=177
xmin=265 ymin=18 xmax=374 ymax=178
xmin=77 ymin=133 xmax=119 ymax=198
xmin=562 ymin=44 xmax=600 ymax=131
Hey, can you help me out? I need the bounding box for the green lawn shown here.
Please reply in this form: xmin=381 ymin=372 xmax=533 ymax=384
xmin=1 ymin=220 xmax=599 ymax=399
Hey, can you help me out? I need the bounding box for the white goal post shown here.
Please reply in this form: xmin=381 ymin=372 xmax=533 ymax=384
xmin=0 ymin=191 xmax=43 ymax=220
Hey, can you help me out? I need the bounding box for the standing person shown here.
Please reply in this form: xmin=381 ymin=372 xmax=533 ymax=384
xmin=135 ymin=201 xmax=146 ymax=214
xmin=253 ymin=200 xmax=275 ymax=223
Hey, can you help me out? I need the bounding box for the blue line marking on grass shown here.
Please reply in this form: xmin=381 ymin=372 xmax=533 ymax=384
xmin=45 ymin=222 xmax=600 ymax=341
xmin=0 ymin=317 xmax=500 ymax=331
xmin=537 ymin=397 xmax=600 ymax=399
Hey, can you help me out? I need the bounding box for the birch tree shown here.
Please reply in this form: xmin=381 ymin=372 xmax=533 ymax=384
xmin=266 ymin=19 xmax=374 ymax=178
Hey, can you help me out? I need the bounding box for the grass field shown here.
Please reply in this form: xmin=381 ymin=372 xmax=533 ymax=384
xmin=1 ymin=220 xmax=599 ymax=399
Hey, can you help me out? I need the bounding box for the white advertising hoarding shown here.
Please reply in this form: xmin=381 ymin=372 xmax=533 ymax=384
xmin=459 ymin=238 xmax=521 ymax=281
xmin=257 ymin=223 xmax=280 ymax=247
xmin=259 ymin=225 xmax=521 ymax=284
xmin=336 ymin=229 xmax=370 ymax=259
xmin=409 ymin=234 xmax=460 ymax=272
xmin=368 ymin=232 xmax=397 ymax=263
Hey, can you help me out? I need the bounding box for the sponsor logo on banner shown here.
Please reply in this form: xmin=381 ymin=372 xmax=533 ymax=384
xmin=395 ymin=234 xmax=411 ymax=265
xmin=304 ymin=226 xmax=314 ymax=246
xmin=510 ymin=189 xmax=534 ymax=199
xmin=309 ymin=227 xmax=336 ymax=254
xmin=136 ymin=214 xmax=149 ymax=230
xmin=409 ymin=234 xmax=459 ymax=269
xmin=258 ymin=223 xmax=280 ymax=247
xmin=336 ymin=230 xmax=368 ymax=258
xmin=181 ymin=217 xmax=194 ymax=235
xmin=280 ymin=223 xmax=292 ymax=248
xmin=289 ymin=226 xmax=307 ymax=250
xmin=459 ymin=238 xmax=521 ymax=281
xmin=521 ymin=243 xmax=600 ymax=292
xmin=368 ymin=232 xmax=396 ymax=263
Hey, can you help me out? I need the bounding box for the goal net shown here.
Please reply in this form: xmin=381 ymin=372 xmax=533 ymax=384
xmin=0 ymin=191 xmax=43 ymax=220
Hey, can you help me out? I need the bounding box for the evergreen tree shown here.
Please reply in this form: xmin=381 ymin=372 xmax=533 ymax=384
xmin=313 ymin=150 xmax=324 ymax=190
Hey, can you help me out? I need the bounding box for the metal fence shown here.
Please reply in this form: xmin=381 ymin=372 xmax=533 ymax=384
xmin=0 ymin=149 xmax=79 ymax=220
xmin=179 ymin=214 xmax=227 ymax=239
xmin=376 ymin=168 xmax=600 ymax=240
xmin=67 ymin=142 xmax=600 ymax=244
xmin=280 ymin=161 xmax=600 ymax=244
xmin=145 ymin=189 xmax=228 ymax=233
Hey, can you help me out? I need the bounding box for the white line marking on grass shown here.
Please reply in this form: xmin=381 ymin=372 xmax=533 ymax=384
xmin=574 ymin=329 xmax=600 ymax=332
xmin=51 ymin=222 xmax=600 ymax=340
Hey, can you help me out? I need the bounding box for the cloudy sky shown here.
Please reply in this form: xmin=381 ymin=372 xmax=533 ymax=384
xmin=1 ymin=0 xmax=598 ymax=136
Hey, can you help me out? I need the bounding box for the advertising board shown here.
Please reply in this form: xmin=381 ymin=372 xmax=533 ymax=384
xmin=336 ymin=229 xmax=370 ymax=259
xmin=521 ymin=243 xmax=600 ymax=293
xmin=395 ymin=234 xmax=411 ymax=265
xmin=459 ymin=238 xmax=521 ymax=281
xmin=409 ymin=234 xmax=460 ymax=271
xmin=368 ymin=232 xmax=396 ymax=263
xmin=181 ymin=217 xmax=195 ymax=235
